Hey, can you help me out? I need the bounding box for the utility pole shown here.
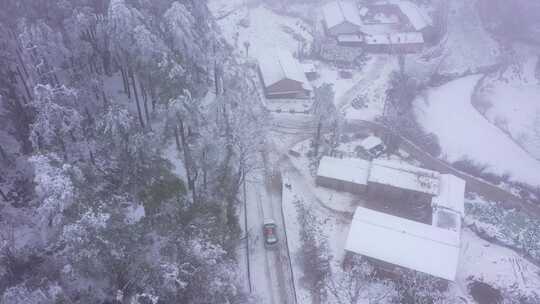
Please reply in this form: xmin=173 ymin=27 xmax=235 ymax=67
xmin=243 ymin=167 xmax=252 ymax=293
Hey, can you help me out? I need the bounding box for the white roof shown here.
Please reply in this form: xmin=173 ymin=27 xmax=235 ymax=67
xmin=257 ymin=49 xmax=312 ymax=91
xmin=317 ymin=156 xmax=371 ymax=186
xmin=393 ymin=0 xmax=431 ymax=31
xmin=301 ymin=62 xmax=317 ymax=74
xmin=368 ymin=160 xmax=440 ymax=195
xmin=364 ymin=32 xmax=424 ymax=45
xmin=345 ymin=207 xmax=460 ymax=281
xmin=432 ymin=174 xmax=466 ymax=216
xmin=360 ymin=135 xmax=383 ymax=150
xmin=337 ymin=34 xmax=364 ymax=43
xmin=263 ymin=218 xmax=276 ymax=225
xmin=322 ymin=1 xmax=363 ymax=29
xmin=358 ymin=6 xmax=369 ymax=17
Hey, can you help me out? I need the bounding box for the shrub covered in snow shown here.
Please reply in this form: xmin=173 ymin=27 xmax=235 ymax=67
xmin=465 ymin=200 xmax=540 ymax=263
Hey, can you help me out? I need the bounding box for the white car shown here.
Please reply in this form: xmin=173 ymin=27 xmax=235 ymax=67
xmin=263 ymin=218 xmax=278 ymax=248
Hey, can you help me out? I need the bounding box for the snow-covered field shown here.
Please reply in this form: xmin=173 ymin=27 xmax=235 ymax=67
xmin=475 ymin=44 xmax=540 ymax=160
xmin=414 ymin=74 xmax=540 ymax=186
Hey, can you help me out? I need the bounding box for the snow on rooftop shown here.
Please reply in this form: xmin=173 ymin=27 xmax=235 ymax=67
xmin=317 ymin=156 xmax=371 ymax=185
xmin=432 ymin=174 xmax=466 ymax=216
xmin=322 ymin=1 xmax=363 ymax=29
xmin=345 ymin=207 xmax=460 ymax=281
xmin=360 ymin=135 xmax=383 ymax=151
xmin=358 ymin=6 xmax=369 ymax=17
xmin=301 ymin=62 xmax=317 ymax=74
xmin=368 ymin=159 xmax=440 ymax=195
xmin=257 ymin=49 xmax=312 ymax=91
xmin=337 ymin=34 xmax=364 ymax=43
xmin=392 ymin=0 xmax=431 ymax=31
xmin=364 ymin=32 xmax=424 ymax=45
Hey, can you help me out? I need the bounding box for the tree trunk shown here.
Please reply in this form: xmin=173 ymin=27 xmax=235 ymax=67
xmin=314 ymin=119 xmax=322 ymax=157
xmin=129 ymin=68 xmax=145 ymax=129
xmin=140 ymin=79 xmax=151 ymax=127
xmin=16 ymin=66 xmax=32 ymax=102
xmin=0 ymin=144 xmax=8 ymax=162
xmin=102 ymin=90 xmax=109 ymax=110
xmin=214 ymin=62 xmax=220 ymax=95
xmin=178 ymin=119 xmax=197 ymax=204
xmin=120 ymin=66 xmax=131 ymax=99
xmin=15 ymin=47 xmax=29 ymax=79
xmin=7 ymin=85 xmax=32 ymax=154
xmin=0 ymin=188 xmax=8 ymax=202
xmin=173 ymin=125 xmax=182 ymax=153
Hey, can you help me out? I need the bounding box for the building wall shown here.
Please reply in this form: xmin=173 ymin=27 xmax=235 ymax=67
xmin=316 ymin=176 xmax=367 ymax=194
xmin=326 ymin=21 xmax=361 ymax=36
xmin=364 ymin=42 xmax=424 ymax=53
xmin=265 ymin=79 xmax=311 ymax=99
xmin=366 ymin=182 xmax=433 ymax=206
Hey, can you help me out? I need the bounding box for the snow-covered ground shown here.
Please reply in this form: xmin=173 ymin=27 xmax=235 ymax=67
xmin=340 ymin=55 xmax=396 ymax=121
xmin=475 ymin=44 xmax=540 ymax=160
xmin=311 ymin=62 xmax=362 ymax=104
xmin=434 ymin=0 xmax=501 ymax=76
xmin=457 ymin=229 xmax=540 ymax=299
xmin=210 ymin=1 xmax=312 ymax=59
xmin=414 ymin=74 xmax=540 ymax=186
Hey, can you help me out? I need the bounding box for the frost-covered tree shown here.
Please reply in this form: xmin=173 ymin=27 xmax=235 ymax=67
xmin=0 ymin=0 xmax=255 ymax=302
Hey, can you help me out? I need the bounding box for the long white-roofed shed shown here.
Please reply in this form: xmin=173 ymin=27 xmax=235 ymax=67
xmin=345 ymin=207 xmax=461 ymax=281
xmin=316 ymin=156 xmax=371 ymax=194
xmin=257 ymin=49 xmax=313 ymax=99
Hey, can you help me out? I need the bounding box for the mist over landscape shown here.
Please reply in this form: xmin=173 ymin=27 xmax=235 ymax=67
xmin=1 ymin=0 xmax=540 ymax=303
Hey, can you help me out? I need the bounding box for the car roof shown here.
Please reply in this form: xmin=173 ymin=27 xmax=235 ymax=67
xmin=263 ymin=218 xmax=276 ymax=225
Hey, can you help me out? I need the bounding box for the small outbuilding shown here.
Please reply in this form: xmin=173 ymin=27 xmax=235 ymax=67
xmin=257 ymin=49 xmax=313 ymax=99
xmin=316 ymin=156 xmax=371 ymax=194
xmin=360 ymin=135 xmax=386 ymax=158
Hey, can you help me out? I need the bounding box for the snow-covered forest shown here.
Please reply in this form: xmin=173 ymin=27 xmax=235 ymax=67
xmin=0 ymin=1 xmax=264 ymax=303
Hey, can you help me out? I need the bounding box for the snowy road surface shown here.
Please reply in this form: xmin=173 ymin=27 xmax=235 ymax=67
xmin=242 ymin=139 xmax=297 ymax=304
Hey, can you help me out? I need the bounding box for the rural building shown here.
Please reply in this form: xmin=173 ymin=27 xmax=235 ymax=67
xmin=257 ymin=49 xmax=313 ymax=99
xmin=392 ymin=0 xmax=433 ymax=37
xmin=360 ymin=135 xmax=386 ymax=157
xmin=316 ymin=156 xmax=371 ymax=194
xmin=315 ymin=157 xmax=466 ymax=280
xmin=367 ymin=159 xmax=440 ymax=206
xmin=345 ymin=206 xmax=461 ymax=281
xmin=320 ymin=1 xmax=430 ymax=52
xmin=322 ymin=1 xmax=363 ymax=37
xmin=363 ymin=32 xmax=424 ymax=53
